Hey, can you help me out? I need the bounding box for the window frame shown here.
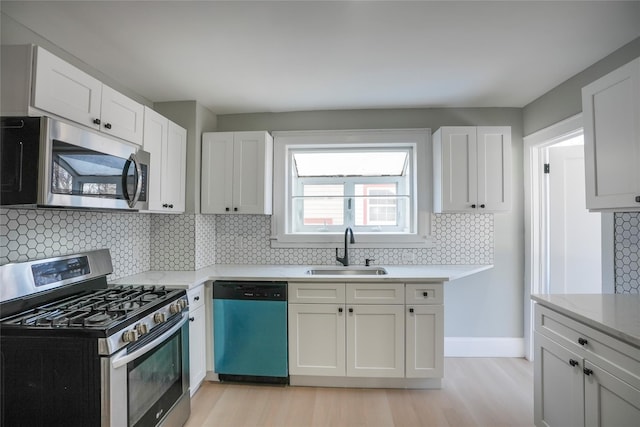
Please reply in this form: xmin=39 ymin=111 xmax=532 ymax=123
xmin=271 ymin=129 xmax=434 ymax=248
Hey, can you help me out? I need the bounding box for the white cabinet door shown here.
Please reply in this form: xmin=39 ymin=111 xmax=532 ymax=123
xmin=201 ymin=131 xmax=273 ymax=214
xmin=201 ymin=132 xmax=235 ymax=214
xmin=32 ymin=46 xmax=102 ymax=130
xmin=143 ymin=108 xmax=186 ymax=213
xmin=477 ymin=126 xmax=511 ymax=211
xmin=582 ymin=57 xmax=640 ymax=211
xmin=100 ymin=85 xmax=144 ymax=145
xmin=188 ymin=285 xmax=206 ymax=395
xmin=232 ymin=131 xmax=273 ymax=214
xmin=433 ymin=126 xmax=511 ymax=213
xmin=164 ymin=121 xmax=187 ymax=212
xmin=346 ymin=304 xmax=404 ymax=378
xmin=584 ymin=361 xmax=640 ymax=427
xmin=435 ymin=126 xmax=477 ymax=212
xmin=534 ymin=332 xmax=585 ymax=427
xmin=189 ymin=304 xmax=206 ymax=395
xmin=143 ymin=108 xmax=168 ymax=211
xmin=406 ymin=305 xmax=443 ymax=378
xmin=288 ymin=303 xmax=346 ymax=376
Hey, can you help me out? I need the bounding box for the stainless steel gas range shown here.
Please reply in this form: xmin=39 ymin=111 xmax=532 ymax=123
xmin=0 ymin=249 xmax=190 ymax=427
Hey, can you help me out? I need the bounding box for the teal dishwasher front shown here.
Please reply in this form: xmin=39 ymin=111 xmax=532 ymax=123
xmin=213 ymin=281 xmax=288 ymax=383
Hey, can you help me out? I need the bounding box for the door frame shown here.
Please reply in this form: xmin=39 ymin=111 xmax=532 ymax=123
xmin=523 ymin=113 xmax=614 ymax=360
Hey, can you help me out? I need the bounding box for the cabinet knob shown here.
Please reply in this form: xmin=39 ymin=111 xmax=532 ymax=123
xmin=480 ymin=204 xmax=486 ymax=208
xmin=471 ymin=204 xmax=476 ymax=208
xmin=225 ymin=207 xmax=230 ymax=212
xmin=168 ymin=204 xmax=174 ymax=209
xmin=189 ymin=317 xmax=195 ymax=322
xmin=578 ymin=337 xmax=588 ymax=346
xmin=348 ymin=308 xmax=353 ymax=313
xmin=583 ymin=368 xmax=593 ymax=376
xmin=568 ymin=359 xmax=579 ymax=367
xmin=163 ymin=203 xmax=169 ymax=208
xmin=423 ymin=291 xmax=428 ymax=297
xmin=234 ymin=207 xmax=238 ymax=212
xmin=104 ymin=123 xmax=112 ymax=129
xmin=409 ymin=308 xmax=414 ymax=313
xmin=338 ymin=307 xmax=343 ymax=313
xmin=635 ymin=196 xmax=640 ymax=203
xmin=93 ymin=118 xmax=101 ymax=125
xmin=194 ymin=296 xmax=200 ymax=301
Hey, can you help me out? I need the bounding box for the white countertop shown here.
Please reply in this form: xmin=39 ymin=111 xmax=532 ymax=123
xmin=532 ymin=294 xmax=640 ymax=348
xmin=112 ymin=264 xmax=493 ymax=289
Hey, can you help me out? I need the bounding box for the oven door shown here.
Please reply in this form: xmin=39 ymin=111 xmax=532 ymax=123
xmin=102 ymin=314 xmax=190 ymax=427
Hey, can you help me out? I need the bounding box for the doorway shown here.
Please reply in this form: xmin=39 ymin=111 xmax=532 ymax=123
xmin=523 ymin=114 xmax=614 ymax=360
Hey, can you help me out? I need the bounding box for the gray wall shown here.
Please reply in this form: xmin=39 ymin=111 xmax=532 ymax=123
xmin=523 ymin=37 xmax=640 ymax=136
xmin=218 ymin=108 xmax=524 ymax=338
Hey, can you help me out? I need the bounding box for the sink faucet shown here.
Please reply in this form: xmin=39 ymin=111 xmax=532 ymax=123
xmin=336 ymin=227 xmax=355 ymax=266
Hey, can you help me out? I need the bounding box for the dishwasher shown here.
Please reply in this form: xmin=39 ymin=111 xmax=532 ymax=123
xmin=213 ymin=280 xmax=288 ymax=383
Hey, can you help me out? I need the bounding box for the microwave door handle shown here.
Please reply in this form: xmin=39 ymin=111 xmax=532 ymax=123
xmin=121 ymin=154 xmax=143 ymax=208
xmin=130 ymin=153 xmax=143 ymax=207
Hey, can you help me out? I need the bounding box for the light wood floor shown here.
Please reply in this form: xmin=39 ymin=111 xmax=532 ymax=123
xmin=185 ymin=358 xmax=534 ymax=427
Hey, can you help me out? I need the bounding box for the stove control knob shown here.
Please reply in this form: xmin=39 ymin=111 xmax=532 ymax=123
xmin=178 ymin=298 xmax=188 ymax=311
xmin=122 ymin=330 xmax=137 ymax=343
xmin=169 ymin=303 xmax=181 ymax=315
xmin=136 ymin=323 xmax=148 ymax=336
xmin=153 ymin=312 xmax=166 ymax=324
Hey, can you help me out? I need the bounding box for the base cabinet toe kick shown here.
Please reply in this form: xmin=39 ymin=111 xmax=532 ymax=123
xmin=287 ymin=281 xmax=444 ymax=389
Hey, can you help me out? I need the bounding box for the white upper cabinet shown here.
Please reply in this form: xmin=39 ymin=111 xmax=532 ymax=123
xmin=32 ymin=46 xmax=103 ymax=129
xmin=433 ymin=126 xmax=511 ymax=213
xmin=201 ymin=131 xmax=273 ymax=214
xmin=143 ymin=107 xmax=187 ymax=213
xmin=582 ymin=57 xmax=640 ymax=211
xmin=2 ymin=45 xmax=144 ymax=145
xmin=99 ymin=85 xmax=144 ymax=145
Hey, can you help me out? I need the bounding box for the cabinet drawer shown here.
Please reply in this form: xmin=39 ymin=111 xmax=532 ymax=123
xmin=346 ymin=282 xmax=404 ymax=305
xmin=405 ymin=283 xmax=443 ymax=305
xmin=288 ymin=282 xmax=346 ymax=304
xmin=536 ymin=304 xmax=640 ymax=388
xmin=187 ymin=285 xmax=205 ymax=310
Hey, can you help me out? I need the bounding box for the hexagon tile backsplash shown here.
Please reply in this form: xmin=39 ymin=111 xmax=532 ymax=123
xmin=614 ymin=212 xmax=640 ymax=294
xmin=2 ymin=208 xmax=638 ymax=294
xmin=1 ymin=208 xmax=150 ymax=281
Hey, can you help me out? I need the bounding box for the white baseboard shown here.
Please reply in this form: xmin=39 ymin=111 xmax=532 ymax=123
xmin=445 ymin=337 xmax=525 ymax=357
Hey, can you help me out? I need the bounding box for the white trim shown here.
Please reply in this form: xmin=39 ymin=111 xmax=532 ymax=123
xmin=444 ymin=337 xmax=525 ymax=358
xmin=522 ymin=113 xmax=615 ymax=361
xmin=523 ymin=114 xmax=583 ymax=361
xmin=271 ymin=129 xmax=434 ymax=248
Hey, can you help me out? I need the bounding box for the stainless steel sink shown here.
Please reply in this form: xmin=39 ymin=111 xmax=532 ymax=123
xmin=306 ymin=267 xmax=388 ymax=276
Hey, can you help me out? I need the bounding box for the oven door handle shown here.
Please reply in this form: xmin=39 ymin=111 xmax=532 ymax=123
xmin=111 ymin=314 xmax=187 ymax=369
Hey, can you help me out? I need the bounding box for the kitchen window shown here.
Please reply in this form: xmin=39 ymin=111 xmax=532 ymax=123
xmin=271 ymin=129 xmax=433 ymax=248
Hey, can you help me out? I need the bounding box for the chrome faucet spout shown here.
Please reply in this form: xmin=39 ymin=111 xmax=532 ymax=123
xmin=336 ymin=227 xmax=355 ymax=266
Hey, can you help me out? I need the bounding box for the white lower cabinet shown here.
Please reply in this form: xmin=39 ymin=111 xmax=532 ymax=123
xmin=288 ymin=303 xmax=346 ymax=376
xmin=347 ymin=304 xmax=404 ymax=377
xmin=534 ymin=304 xmax=640 ymax=427
xmin=288 ymin=281 xmax=444 ymax=387
xmin=187 ymin=285 xmax=206 ymax=396
xmin=405 ymin=283 xmax=444 ymax=378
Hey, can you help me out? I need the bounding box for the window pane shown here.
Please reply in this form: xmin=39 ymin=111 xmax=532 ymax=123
xmin=292 ymin=184 xmax=344 ymax=231
xmin=354 ymin=183 xmax=398 ymax=226
xmin=293 ymin=151 xmax=407 ymax=177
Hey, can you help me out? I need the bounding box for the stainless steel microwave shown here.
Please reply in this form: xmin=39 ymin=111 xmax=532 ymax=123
xmin=1 ymin=116 xmax=149 ymax=211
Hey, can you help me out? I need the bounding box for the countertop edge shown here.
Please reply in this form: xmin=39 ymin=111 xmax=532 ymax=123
xmin=531 ymin=294 xmax=640 ymax=349
xmin=112 ymin=264 xmax=493 ymax=290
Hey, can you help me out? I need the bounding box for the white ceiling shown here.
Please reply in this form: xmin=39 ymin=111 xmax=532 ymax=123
xmin=2 ymin=1 xmax=639 ymax=115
